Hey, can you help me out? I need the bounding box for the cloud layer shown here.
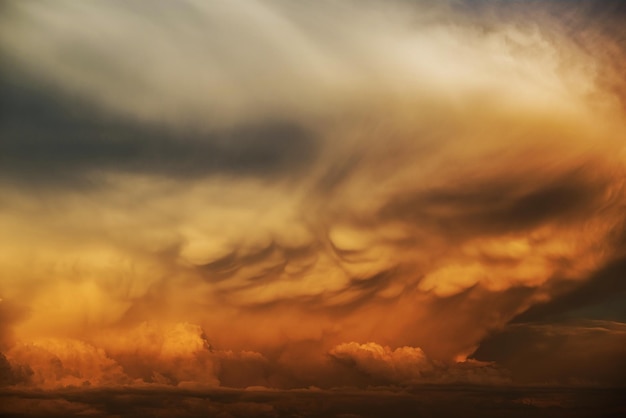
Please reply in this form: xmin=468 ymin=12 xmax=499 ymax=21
xmin=0 ymin=0 xmax=625 ymax=395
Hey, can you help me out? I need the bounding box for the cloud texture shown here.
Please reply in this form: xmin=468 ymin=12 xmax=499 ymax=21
xmin=0 ymin=0 xmax=625 ymax=399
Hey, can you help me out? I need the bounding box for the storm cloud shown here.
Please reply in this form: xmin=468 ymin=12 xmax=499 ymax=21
xmin=0 ymin=1 xmax=625 ymax=416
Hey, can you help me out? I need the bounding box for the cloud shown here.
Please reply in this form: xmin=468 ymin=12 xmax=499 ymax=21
xmin=93 ymin=322 xmax=219 ymax=387
xmin=0 ymin=352 xmax=33 ymax=387
xmin=0 ymin=298 xmax=27 ymax=351
xmin=6 ymin=339 xmax=130 ymax=388
xmin=0 ymin=0 xmax=625 ymax=396
xmin=380 ymin=167 xmax=607 ymax=237
xmin=329 ymin=342 xmax=432 ymax=383
xmin=512 ymin=255 xmax=626 ymax=323
xmin=329 ymin=342 xmax=509 ymax=385
xmin=1 ymin=322 xmax=274 ymax=389
xmin=472 ymin=320 xmax=626 ymax=386
xmin=0 ymin=78 xmax=316 ymax=188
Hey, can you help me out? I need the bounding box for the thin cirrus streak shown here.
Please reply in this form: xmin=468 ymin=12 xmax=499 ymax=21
xmin=0 ymin=1 xmax=625 ymax=415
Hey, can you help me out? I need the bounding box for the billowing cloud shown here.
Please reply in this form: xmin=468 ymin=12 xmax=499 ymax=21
xmin=94 ymin=322 xmax=219 ymax=387
xmin=329 ymin=342 xmax=509 ymax=385
xmin=6 ymin=339 xmax=129 ymax=389
xmin=329 ymin=342 xmax=433 ymax=383
xmin=0 ymin=1 xmax=625 ymax=410
xmin=1 ymin=322 xmax=274 ymax=389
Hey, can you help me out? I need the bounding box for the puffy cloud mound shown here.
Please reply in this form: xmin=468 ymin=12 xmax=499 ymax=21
xmin=329 ymin=342 xmax=432 ymax=383
xmin=6 ymin=339 xmax=129 ymax=388
xmin=330 ymin=342 xmax=509 ymax=385
xmin=0 ymin=322 xmax=275 ymax=389
xmin=93 ymin=322 xmax=220 ymax=387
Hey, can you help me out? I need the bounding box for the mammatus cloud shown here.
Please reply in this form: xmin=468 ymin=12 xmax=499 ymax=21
xmin=0 ymin=1 xmax=625 ymax=408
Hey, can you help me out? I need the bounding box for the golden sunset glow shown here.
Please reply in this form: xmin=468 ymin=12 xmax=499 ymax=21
xmin=1 ymin=1 xmax=625 ymax=417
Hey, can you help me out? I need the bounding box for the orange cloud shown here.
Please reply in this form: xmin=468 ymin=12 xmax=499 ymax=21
xmin=329 ymin=342 xmax=509 ymax=385
xmin=0 ymin=0 xmax=625 ymax=396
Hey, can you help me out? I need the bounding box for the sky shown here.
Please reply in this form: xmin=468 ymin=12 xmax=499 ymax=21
xmin=0 ymin=0 xmax=625 ymax=416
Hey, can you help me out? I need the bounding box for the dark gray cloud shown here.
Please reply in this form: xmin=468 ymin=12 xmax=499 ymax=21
xmin=379 ymin=168 xmax=605 ymax=238
xmin=512 ymin=254 xmax=626 ymax=323
xmin=0 ymin=77 xmax=317 ymax=188
xmin=472 ymin=321 xmax=626 ymax=386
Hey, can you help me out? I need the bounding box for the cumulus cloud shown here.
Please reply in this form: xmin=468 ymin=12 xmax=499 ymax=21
xmin=0 ymin=322 xmax=273 ymax=389
xmin=0 ymin=352 xmax=32 ymax=387
xmin=329 ymin=342 xmax=509 ymax=385
xmin=329 ymin=342 xmax=432 ymax=384
xmin=95 ymin=322 xmax=219 ymax=387
xmin=6 ymin=339 xmax=129 ymax=388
